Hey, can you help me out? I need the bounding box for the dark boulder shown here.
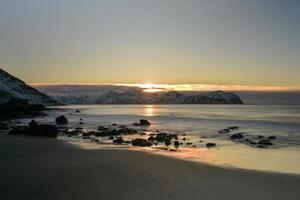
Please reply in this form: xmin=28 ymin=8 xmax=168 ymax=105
xmin=27 ymin=124 xmax=58 ymax=137
xmin=258 ymin=139 xmax=273 ymax=146
xmin=108 ymin=136 xmax=114 ymax=140
xmin=113 ymin=137 xmax=125 ymax=144
xmin=55 ymin=115 xmax=68 ymax=125
xmin=230 ymin=133 xmax=244 ymax=140
xmin=206 ymin=143 xmax=216 ymax=148
xmin=258 ymin=135 xmax=264 ymax=139
xmin=140 ymin=119 xmax=151 ymax=126
xmin=28 ymin=120 xmax=38 ymax=128
xmin=174 ymin=141 xmax=180 ymax=148
xmin=98 ymin=126 xmax=108 ymax=131
xmin=147 ymin=136 xmax=155 ymax=142
xmin=268 ymin=136 xmax=276 ymax=140
xmin=118 ymin=128 xmax=137 ymax=134
xmin=132 ymin=138 xmax=152 ymax=147
xmin=228 ymin=126 xmax=239 ymax=130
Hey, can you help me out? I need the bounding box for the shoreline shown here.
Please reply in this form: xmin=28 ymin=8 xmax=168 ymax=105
xmin=1 ymin=134 xmax=300 ymax=200
xmin=60 ymin=135 xmax=300 ymax=175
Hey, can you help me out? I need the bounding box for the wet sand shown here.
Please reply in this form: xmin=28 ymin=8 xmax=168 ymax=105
xmin=0 ymin=134 xmax=300 ymax=200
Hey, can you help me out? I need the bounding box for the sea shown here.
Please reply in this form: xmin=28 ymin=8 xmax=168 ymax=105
xmin=22 ymin=104 xmax=300 ymax=174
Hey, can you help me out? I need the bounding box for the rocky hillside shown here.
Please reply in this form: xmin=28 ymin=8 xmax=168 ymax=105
xmin=0 ymin=68 xmax=56 ymax=105
xmin=54 ymin=90 xmax=243 ymax=104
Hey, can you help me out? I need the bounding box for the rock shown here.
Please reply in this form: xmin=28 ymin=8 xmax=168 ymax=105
xmin=268 ymin=136 xmax=276 ymax=140
xmin=182 ymin=137 xmax=186 ymax=141
xmin=230 ymin=133 xmax=244 ymax=140
xmin=55 ymin=115 xmax=68 ymax=125
xmin=249 ymin=141 xmax=258 ymax=145
xmin=206 ymin=143 xmax=216 ymax=148
xmin=80 ymin=118 xmax=83 ymax=121
xmin=75 ymin=110 xmax=80 ymax=113
xmin=95 ymin=129 xmax=121 ymax=137
xmin=258 ymin=139 xmax=273 ymax=146
xmin=79 ymin=122 xmax=84 ymax=125
xmin=155 ymin=133 xmax=177 ymax=145
xmin=186 ymin=142 xmax=193 ymax=145
xmin=113 ymin=137 xmax=125 ymax=144
xmin=0 ymin=122 xmax=9 ymax=130
xmin=132 ymin=138 xmax=152 ymax=147
xmin=228 ymin=126 xmax=239 ymax=130
xmin=112 ymin=123 xmax=118 ymax=126
xmin=218 ymin=128 xmax=230 ymax=134
xmin=118 ymin=128 xmax=137 ymax=134
xmin=27 ymin=124 xmax=58 ymax=137
xmin=28 ymin=120 xmax=38 ymax=128
xmin=98 ymin=126 xmax=108 ymax=131
xmin=108 ymin=136 xmax=114 ymax=140
xmin=164 ymin=139 xmax=172 ymax=146
xmin=174 ymin=141 xmax=180 ymax=148
xmin=169 ymin=149 xmax=176 ymax=152
xmin=258 ymin=135 xmax=264 ymax=139
xmin=68 ymin=130 xmax=83 ymax=136
xmin=147 ymin=136 xmax=155 ymax=142
xmin=75 ymin=127 xmax=83 ymax=130
xmin=140 ymin=119 xmax=151 ymax=126
xmin=257 ymin=144 xmax=267 ymax=148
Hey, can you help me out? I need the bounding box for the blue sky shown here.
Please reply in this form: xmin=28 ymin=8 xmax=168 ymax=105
xmin=0 ymin=0 xmax=299 ymax=88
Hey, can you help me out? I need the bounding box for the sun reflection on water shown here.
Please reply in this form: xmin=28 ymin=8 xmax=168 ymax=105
xmin=144 ymin=105 xmax=154 ymax=116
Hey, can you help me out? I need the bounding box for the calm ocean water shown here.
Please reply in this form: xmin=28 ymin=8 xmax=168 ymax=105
xmin=33 ymin=104 xmax=300 ymax=174
xmin=47 ymin=104 xmax=300 ymax=145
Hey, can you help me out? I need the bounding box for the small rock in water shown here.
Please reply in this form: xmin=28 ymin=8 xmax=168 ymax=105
xmin=113 ymin=137 xmax=125 ymax=144
xmin=258 ymin=139 xmax=273 ymax=146
xmin=186 ymin=142 xmax=193 ymax=145
xmin=258 ymin=135 xmax=264 ymax=139
xmin=132 ymin=138 xmax=152 ymax=147
xmin=28 ymin=120 xmax=38 ymax=128
xmin=206 ymin=143 xmax=216 ymax=148
xmin=98 ymin=126 xmax=108 ymax=131
xmin=55 ymin=115 xmax=68 ymax=125
xmin=108 ymin=136 xmax=114 ymax=140
xmin=228 ymin=126 xmax=239 ymax=130
xmin=268 ymin=136 xmax=276 ymax=140
xmin=174 ymin=141 xmax=180 ymax=149
xmin=76 ymin=110 xmax=80 ymax=113
xmin=148 ymin=136 xmax=155 ymax=142
xmin=182 ymin=137 xmax=187 ymax=141
xmin=140 ymin=119 xmax=151 ymax=126
xmin=230 ymin=132 xmax=244 ymax=140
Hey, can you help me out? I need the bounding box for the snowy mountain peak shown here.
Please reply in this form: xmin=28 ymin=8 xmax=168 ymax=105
xmin=0 ymin=68 xmax=56 ymax=105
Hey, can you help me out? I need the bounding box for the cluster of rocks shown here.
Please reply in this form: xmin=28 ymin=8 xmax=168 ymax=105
xmin=3 ymin=114 xmax=220 ymax=151
xmin=218 ymin=126 xmax=276 ymax=148
xmin=8 ymin=120 xmax=58 ymax=137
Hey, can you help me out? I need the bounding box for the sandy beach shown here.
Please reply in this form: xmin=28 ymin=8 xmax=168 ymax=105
xmin=1 ymin=134 xmax=299 ymax=200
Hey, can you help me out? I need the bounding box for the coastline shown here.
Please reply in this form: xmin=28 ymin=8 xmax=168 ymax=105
xmin=1 ymin=134 xmax=300 ymax=200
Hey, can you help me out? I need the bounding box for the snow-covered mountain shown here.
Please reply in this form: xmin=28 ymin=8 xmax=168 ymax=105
xmin=0 ymin=68 xmax=56 ymax=105
xmin=52 ymin=89 xmax=243 ymax=104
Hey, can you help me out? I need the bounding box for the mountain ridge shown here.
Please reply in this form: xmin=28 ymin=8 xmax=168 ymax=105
xmin=0 ymin=68 xmax=56 ymax=105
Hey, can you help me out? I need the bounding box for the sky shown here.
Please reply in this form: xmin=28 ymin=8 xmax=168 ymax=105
xmin=0 ymin=0 xmax=299 ymax=89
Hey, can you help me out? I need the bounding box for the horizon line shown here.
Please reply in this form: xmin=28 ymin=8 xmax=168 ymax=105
xmin=29 ymin=83 xmax=300 ymax=92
